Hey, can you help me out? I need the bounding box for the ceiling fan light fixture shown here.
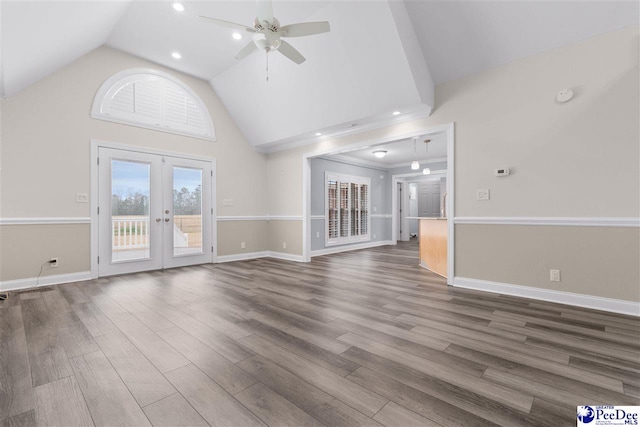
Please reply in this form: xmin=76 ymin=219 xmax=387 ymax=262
xmin=411 ymin=161 xmax=420 ymax=170
xmin=392 ymin=111 xmax=401 ymax=116
xmin=373 ymin=150 xmax=387 ymax=158
xmin=172 ymin=2 xmax=185 ymax=12
xmin=232 ymin=32 xmax=243 ymax=40
xmin=171 ymin=51 xmax=182 ymax=60
xmin=422 ymin=167 xmax=431 ymax=175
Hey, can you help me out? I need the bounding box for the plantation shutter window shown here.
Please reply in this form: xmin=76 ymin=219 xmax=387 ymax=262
xmin=92 ymin=69 xmax=215 ymax=141
xmin=325 ymin=173 xmax=371 ymax=246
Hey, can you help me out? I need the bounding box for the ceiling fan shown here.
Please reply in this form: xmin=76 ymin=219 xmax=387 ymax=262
xmin=198 ymin=0 xmax=330 ymax=65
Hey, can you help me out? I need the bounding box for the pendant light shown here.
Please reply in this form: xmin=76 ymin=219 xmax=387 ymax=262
xmin=422 ymin=139 xmax=431 ymax=175
xmin=410 ymin=137 xmax=420 ymax=170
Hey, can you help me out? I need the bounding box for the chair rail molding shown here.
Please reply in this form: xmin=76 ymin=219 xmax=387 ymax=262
xmin=453 ymin=217 xmax=640 ymax=227
xmin=0 ymin=217 xmax=91 ymax=225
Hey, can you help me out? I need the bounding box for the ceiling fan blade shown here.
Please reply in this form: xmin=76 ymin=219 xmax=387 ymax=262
xmin=278 ymin=40 xmax=305 ymax=64
xmin=279 ymin=21 xmax=330 ymax=37
xmin=256 ymin=0 xmax=274 ymax=24
xmin=198 ymin=15 xmax=256 ymax=32
xmin=235 ymin=42 xmax=258 ymax=60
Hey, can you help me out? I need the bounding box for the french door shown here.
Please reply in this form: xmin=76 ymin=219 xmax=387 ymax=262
xmin=98 ymin=147 xmax=213 ymax=276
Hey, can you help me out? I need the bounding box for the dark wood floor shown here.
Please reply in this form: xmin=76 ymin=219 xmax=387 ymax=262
xmin=1 ymin=242 xmax=639 ymax=426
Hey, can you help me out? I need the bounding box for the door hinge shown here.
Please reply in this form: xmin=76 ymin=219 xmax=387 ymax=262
xmin=97 ymin=157 xmax=99 ymax=165
xmin=211 ymin=208 xmax=214 ymax=214
xmin=211 ymin=170 xmax=213 ymax=177
xmin=97 ymin=256 xmax=100 ymax=264
xmin=211 ymin=246 xmax=214 ymax=253
xmin=97 ymin=207 xmax=100 ymax=214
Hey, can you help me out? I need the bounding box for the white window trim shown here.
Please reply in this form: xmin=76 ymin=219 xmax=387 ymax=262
xmin=91 ymin=68 xmax=216 ymax=142
xmin=325 ymin=172 xmax=371 ymax=247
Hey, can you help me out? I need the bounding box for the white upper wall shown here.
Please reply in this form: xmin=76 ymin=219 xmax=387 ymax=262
xmin=210 ymin=0 xmax=434 ymax=150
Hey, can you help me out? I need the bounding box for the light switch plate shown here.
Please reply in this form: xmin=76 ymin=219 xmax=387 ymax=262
xmin=477 ymin=189 xmax=490 ymax=201
xmin=222 ymin=199 xmax=233 ymax=206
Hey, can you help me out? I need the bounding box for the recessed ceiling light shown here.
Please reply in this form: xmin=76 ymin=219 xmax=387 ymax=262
xmin=172 ymin=2 xmax=185 ymax=12
xmin=171 ymin=52 xmax=182 ymax=60
xmin=232 ymin=32 xmax=242 ymax=40
xmin=315 ymin=132 xmax=322 ymax=136
xmin=392 ymin=111 xmax=401 ymax=116
xmin=372 ymin=150 xmax=387 ymax=158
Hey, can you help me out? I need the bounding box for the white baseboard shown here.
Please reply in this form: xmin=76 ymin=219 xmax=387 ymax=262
xmin=215 ymin=251 xmax=304 ymax=263
xmin=0 ymin=271 xmax=92 ymax=292
xmin=216 ymin=251 xmax=271 ymax=263
xmin=453 ymin=276 xmax=640 ymax=317
xmin=268 ymin=251 xmax=305 ymax=262
xmin=311 ymin=240 xmax=395 ymax=257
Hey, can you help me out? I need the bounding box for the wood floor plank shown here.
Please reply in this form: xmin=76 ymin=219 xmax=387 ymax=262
xmin=238 ymin=318 xmax=360 ymax=377
xmin=94 ymin=331 xmax=176 ymax=407
xmin=156 ymin=326 xmax=257 ymax=395
xmin=337 ymin=332 xmax=533 ymax=413
xmin=373 ymin=401 xmax=441 ymax=427
xmin=70 ymin=350 xmax=151 ymax=426
xmin=164 ymin=364 xmax=266 ymax=427
xmin=71 ymin=302 xmax=118 ymax=337
xmin=91 ymin=295 xmax=190 ymax=373
xmin=20 ymin=299 xmax=73 ymax=387
xmin=0 ymin=306 xmax=35 ymax=420
xmin=235 ymin=383 xmax=325 ymax=427
xmin=0 ymin=410 xmax=36 ymax=427
xmin=142 ymin=393 xmax=208 ymax=427
xmin=239 ymin=334 xmax=388 ymax=417
xmin=346 ymin=366 xmax=497 ymax=427
xmin=34 ymin=376 xmax=94 ymax=427
xmin=238 ymin=356 xmax=382 ymax=427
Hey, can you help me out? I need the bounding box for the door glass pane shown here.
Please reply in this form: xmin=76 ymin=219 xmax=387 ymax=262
xmin=173 ymin=167 xmax=203 ymax=256
xmin=111 ymin=160 xmax=151 ymax=262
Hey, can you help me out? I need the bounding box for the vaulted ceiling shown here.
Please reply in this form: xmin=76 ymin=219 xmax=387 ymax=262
xmin=1 ymin=0 xmax=637 ymax=152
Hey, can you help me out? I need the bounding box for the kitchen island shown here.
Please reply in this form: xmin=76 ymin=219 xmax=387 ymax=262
xmin=408 ymin=217 xmax=448 ymax=278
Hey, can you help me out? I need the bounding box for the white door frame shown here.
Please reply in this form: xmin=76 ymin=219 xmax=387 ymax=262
xmin=302 ymin=122 xmax=455 ymax=284
xmin=90 ymin=139 xmax=217 ymax=279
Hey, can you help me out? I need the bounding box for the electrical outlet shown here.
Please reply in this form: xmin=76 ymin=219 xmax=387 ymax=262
xmin=76 ymin=193 xmax=88 ymax=203
xmin=477 ymin=189 xmax=490 ymax=201
xmin=282 ymin=242 xmax=287 ymax=249
xmin=50 ymin=258 xmax=58 ymax=268
xmin=240 ymin=242 xmax=246 ymax=249
xmin=550 ymin=269 xmax=561 ymax=282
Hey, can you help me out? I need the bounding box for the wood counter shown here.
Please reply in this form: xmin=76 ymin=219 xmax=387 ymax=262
xmin=418 ymin=218 xmax=448 ymax=278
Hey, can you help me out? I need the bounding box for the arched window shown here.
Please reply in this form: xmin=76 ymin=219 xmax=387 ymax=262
xmin=92 ymin=68 xmax=215 ymax=141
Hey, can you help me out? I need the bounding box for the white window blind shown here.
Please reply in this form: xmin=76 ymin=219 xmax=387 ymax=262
xmin=92 ymin=69 xmax=215 ymax=141
xmin=326 ymin=173 xmax=370 ymax=246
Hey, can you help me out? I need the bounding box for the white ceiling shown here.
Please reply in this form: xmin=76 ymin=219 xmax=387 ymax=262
xmin=331 ymin=131 xmax=448 ymax=169
xmin=1 ymin=0 xmax=637 ymax=149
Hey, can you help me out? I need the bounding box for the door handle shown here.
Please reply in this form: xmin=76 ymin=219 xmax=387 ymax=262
xmin=165 ymin=218 xmax=170 ymax=222
xmin=155 ymin=218 xmax=161 ymax=222
xmin=165 ymin=210 xmax=170 ymax=214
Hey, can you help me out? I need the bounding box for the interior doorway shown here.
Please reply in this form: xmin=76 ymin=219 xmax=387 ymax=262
xmin=95 ymin=145 xmax=214 ymax=277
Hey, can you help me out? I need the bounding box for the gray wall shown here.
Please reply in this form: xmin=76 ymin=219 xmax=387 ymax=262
xmin=310 ymin=158 xmax=391 ymax=251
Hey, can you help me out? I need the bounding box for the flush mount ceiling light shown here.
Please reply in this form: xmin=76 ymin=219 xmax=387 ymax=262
xmin=232 ymin=32 xmax=243 ymax=40
xmin=171 ymin=52 xmax=182 ymax=60
xmin=315 ymin=132 xmax=322 ymax=136
xmin=373 ymin=150 xmax=387 ymax=158
xmin=392 ymin=111 xmax=401 ymax=116
xmin=422 ymin=167 xmax=431 ymax=175
xmin=172 ymin=2 xmax=185 ymax=12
